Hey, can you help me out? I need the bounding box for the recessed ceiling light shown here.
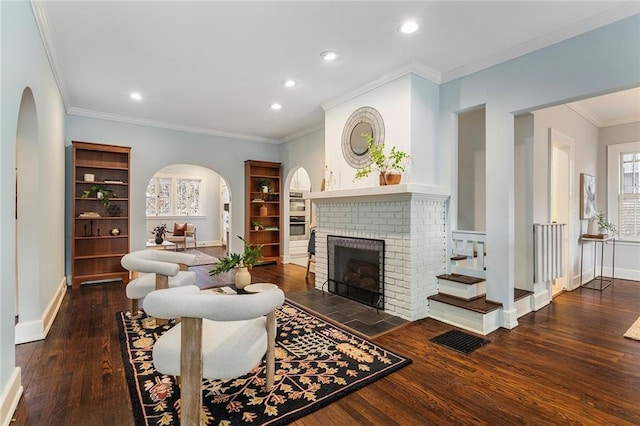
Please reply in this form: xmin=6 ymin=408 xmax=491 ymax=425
xmin=270 ymin=103 xmax=282 ymax=110
xmin=282 ymin=79 xmax=296 ymax=88
xmin=321 ymin=51 xmax=338 ymax=61
xmin=400 ymin=21 xmax=419 ymax=34
xmin=130 ymin=92 xmax=142 ymax=101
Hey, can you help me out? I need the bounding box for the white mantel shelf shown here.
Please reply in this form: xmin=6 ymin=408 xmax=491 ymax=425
xmin=306 ymin=183 xmax=450 ymax=203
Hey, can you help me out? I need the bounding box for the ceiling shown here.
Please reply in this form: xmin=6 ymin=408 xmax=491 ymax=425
xmin=33 ymin=1 xmax=640 ymax=143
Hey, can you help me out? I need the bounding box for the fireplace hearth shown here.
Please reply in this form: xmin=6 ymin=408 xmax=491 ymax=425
xmin=327 ymin=235 xmax=385 ymax=310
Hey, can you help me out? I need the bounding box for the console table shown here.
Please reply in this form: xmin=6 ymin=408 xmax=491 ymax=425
xmin=579 ymin=235 xmax=615 ymax=291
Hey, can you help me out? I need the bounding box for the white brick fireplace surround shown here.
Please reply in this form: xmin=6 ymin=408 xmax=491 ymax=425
xmin=308 ymin=184 xmax=449 ymax=321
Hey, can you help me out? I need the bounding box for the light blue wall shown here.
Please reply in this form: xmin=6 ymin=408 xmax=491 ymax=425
xmin=440 ymin=14 xmax=640 ymax=317
xmin=65 ymin=115 xmax=281 ymax=262
xmin=1 ymin=0 xmax=66 ymax=407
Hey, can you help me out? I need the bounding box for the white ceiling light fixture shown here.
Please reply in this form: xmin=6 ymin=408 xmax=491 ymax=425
xmin=321 ymin=50 xmax=338 ymax=61
xmin=400 ymin=21 xmax=419 ymax=34
xmin=270 ymin=103 xmax=282 ymax=110
xmin=130 ymin=92 xmax=142 ymax=101
xmin=282 ymin=79 xmax=296 ymax=88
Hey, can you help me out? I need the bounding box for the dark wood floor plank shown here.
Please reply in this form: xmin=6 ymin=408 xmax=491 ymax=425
xmin=10 ymin=248 xmax=640 ymax=425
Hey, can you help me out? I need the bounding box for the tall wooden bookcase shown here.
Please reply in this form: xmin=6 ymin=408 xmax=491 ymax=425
xmin=71 ymin=141 xmax=131 ymax=288
xmin=245 ymin=160 xmax=281 ymax=264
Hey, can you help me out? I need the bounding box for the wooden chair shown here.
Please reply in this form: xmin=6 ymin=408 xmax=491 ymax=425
xmin=120 ymin=250 xmax=196 ymax=321
xmin=144 ymin=285 xmax=285 ymax=426
xmin=166 ymin=223 xmax=197 ymax=250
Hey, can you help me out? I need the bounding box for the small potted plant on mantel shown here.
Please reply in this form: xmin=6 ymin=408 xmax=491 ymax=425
xmin=354 ymin=134 xmax=410 ymax=185
xmin=209 ymin=236 xmax=263 ymax=289
xmin=251 ymin=220 xmax=263 ymax=231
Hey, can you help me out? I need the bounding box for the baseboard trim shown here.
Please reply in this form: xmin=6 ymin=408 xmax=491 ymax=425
xmin=602 ymin=266 xmax=640 ymax=282
xmin=0 ymin=367 xmax=22 ymax=426
xmin=15 ymin=277 xmax=66 ymax=344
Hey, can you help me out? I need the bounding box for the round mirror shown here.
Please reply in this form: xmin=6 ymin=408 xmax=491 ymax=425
xmin=341 ymin=107 xmax=385 ymax=168
xmin=350 ymin=122 xmax=372 ymax=155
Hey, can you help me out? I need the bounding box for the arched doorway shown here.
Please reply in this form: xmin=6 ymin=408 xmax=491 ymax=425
xmin=144 ymin=164 xmax=230 ymax=253
xmin=15 ymin=87 xmax=41 ymax=339
xmin=284 ymin=167 xmax=312 ymax=267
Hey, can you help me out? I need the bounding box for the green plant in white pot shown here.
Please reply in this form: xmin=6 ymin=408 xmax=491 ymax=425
xmin=592 ymin=211 xmax=617 ymax=235
xmin=353 ymin=134 xmax=410 ymax=185
xmin=209 ymin=236 xmax=263 ymax=289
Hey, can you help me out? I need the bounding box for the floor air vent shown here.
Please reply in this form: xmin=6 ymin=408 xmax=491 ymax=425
xmin=430 ymin=330 xmax=489 ymax=354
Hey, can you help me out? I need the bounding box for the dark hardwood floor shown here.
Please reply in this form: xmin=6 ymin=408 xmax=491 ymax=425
xmin=12 ymin=248 xmax=640 ymax=425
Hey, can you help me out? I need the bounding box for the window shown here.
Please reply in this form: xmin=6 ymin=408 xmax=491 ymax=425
xmin=608 ymin=141 xmax=640 ymax=242
xmin=146 ymin=175 xmax=203 ymax=216
xmin=146 ymin=177 xmax=171 ymax=216
xmin=176 ymin=178 xmax=201 ymax=216
xmin=619 ymin=151 xmax=640 ymax=240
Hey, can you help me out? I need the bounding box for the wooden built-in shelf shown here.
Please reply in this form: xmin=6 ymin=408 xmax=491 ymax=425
xmin=71 ymin=141 xmax=131 ymax=288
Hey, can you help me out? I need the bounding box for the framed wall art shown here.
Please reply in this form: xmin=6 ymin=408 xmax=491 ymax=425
xmin=580 ymin=173 xmax=596 ymax=219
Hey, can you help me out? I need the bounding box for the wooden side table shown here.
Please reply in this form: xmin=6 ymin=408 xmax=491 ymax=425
xmin=579 ymin=235 xmax=615 ymax=291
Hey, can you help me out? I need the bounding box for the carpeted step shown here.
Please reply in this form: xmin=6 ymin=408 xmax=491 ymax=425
xmin=437 ymin=273 xmax=484 ymax=285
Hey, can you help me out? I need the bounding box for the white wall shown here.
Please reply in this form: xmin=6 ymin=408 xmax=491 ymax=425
xmin=599 ymin=121 xmax=640 ymax=280
xmin=65 ymin=115 xmax=281 ymax=263
xmin=324 ymin=74 xmax=440 ymax=190
xmin=440 ymin=14 xmax=640 ymax=324
xmin=1 ymin=1 xmax=66 ymax=421
xmin=533 ymin=105 xmax=601 ymax=286
xmin=457 ymin=108 xmax=486 ymax=231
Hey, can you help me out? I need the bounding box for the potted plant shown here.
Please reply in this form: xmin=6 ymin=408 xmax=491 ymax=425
xmin=152 ymin=223 xmax=168 ymax=244
xmin=353 ymin=134 xmax=410 ymax=185
xmin=81 ymin=184 xmax=116 ymax=208
xmin=256 ymin=178 xmax=273 ymax=193
xmin=591 ymin=211 xmax=617 ymax=235
xmin=209 ymin=236 xmax=264 ymax=288
xmin=251 ymin=220 xmax=263 ymax=231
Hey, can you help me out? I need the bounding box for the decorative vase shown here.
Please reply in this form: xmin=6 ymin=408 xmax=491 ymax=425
xmin=379 ymin=172 xmax=402 ymax=186
xmin=261 ymin=186 xmax=269 ymax=193
xmin=155 ymin=235 xmax=164 ymax=244
xmin=587 ymin=219 xmax=598 ymax=235
xmin=235 ymin=266 xmax=251 ymax=289
xmin=110 ymin=227 xmax=120 ymax=236
xmin=259 ymin=204 xmax=268 ymax=216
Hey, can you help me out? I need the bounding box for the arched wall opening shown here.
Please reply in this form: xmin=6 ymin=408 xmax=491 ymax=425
xmin=143 ymin=164 xmax=230 ymax=251
xmin=15 ymin=87 xmax=42 ymax=337
xmin=283 ymin=167 xmax=312 ymax=267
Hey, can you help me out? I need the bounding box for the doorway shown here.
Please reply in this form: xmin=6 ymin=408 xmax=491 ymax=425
xmin=549 ymin=129 xmax=575 ymax=296
xmin=285 ymin=167 xmax=312 ymax=267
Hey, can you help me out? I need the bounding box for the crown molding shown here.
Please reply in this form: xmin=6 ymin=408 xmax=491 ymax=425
xmin=31 ymin=1 xmax=71 ymax=111
xmin=67 ymin=107 xmax=282 ymax=144
xmin=321 ymin=61 xmax=441 ymax=111
xmin=442 ymin=3 xmax=640 ymax=83
xmin=566 ymin=102 xmax=640 ymax=128
xmin=282 ymin=122 xmax=325 ymax=143
xmin=566 ymin=103 xmax=602 ymax=127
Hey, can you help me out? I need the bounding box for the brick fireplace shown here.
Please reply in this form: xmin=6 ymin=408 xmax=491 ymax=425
xmin=308 ymin=184 xmax=449 ymax=321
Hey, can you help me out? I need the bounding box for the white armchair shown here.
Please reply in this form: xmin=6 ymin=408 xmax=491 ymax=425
xmin=120 ymin=250 xmax=197 ymax=316
xmin=144 ymin=285 xmax=285 ymax=426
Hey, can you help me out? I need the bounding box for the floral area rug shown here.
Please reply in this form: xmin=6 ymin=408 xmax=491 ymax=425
xmin=184 ymin=249 xmax=218 ymax=266
xmin=117 ymin=302 xmax=411 ymax=425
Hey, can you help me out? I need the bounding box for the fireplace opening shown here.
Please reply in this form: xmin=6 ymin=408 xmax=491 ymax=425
xmin=327 ymin=235 xmax=385 ymax=310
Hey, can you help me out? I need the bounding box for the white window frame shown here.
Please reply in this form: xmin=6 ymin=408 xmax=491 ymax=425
xmin=145 ymin=173 xmax=205 ymax=217
xmin=607 ymin=141 xmax=640 ymax=242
